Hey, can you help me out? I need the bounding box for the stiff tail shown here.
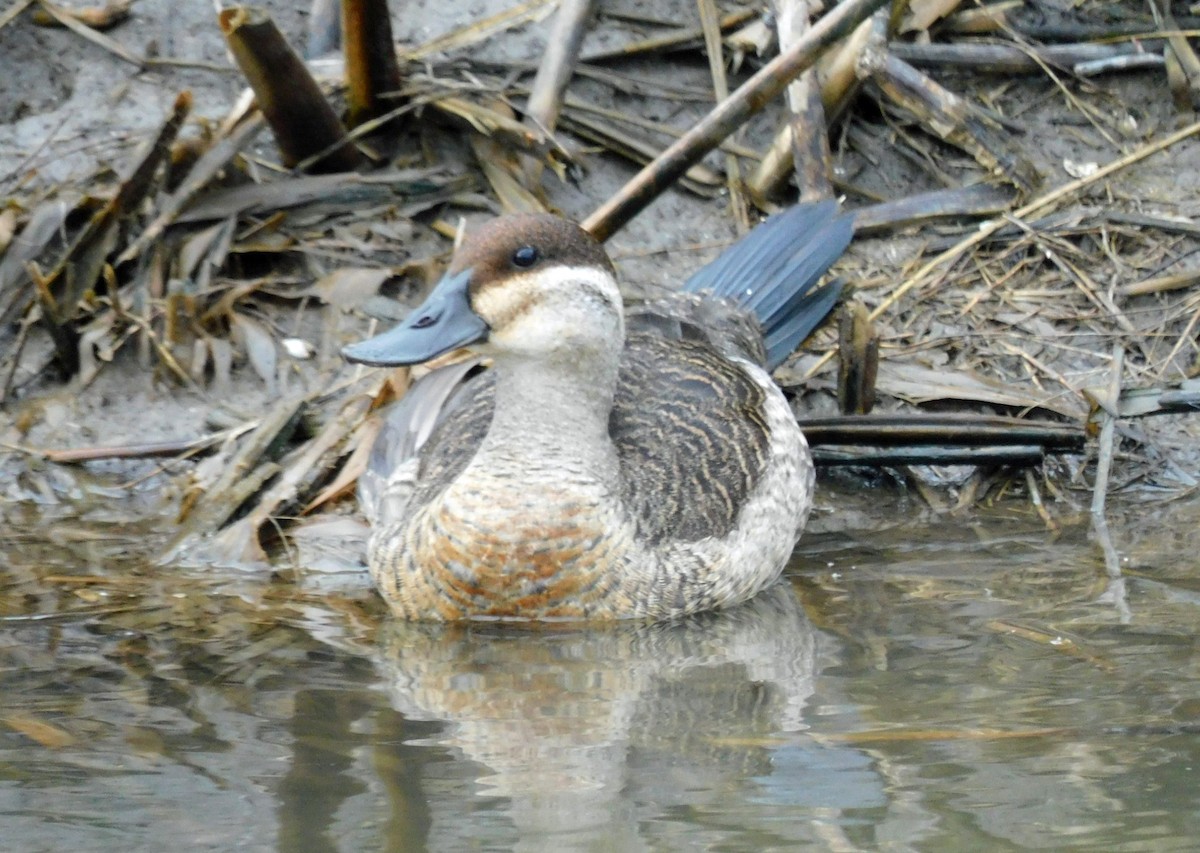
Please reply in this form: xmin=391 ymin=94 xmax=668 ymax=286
xmin=683 ymin=200 xmax=853 ymax=370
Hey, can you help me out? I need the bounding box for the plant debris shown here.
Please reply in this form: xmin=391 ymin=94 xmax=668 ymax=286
xmin=2 ymin=0 xmax=1199 ymax=565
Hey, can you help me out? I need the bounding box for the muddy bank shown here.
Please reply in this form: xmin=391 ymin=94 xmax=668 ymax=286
xmin=2 ymin=0 xmax=1199 ymax=548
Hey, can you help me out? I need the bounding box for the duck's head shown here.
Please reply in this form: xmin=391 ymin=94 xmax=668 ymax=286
xmin=342 ymin=214 xmax=622 ymax=367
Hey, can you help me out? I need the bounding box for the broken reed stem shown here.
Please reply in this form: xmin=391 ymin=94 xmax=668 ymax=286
xmin=218 ymin=6 xmax=363 ymax=172
xmin=43 ymin=91 xmax=191 ymax=325
xmin=1091 ymin=345 xmax=1124 ymax=518
xmin=342 ymin=0 xmax=404 ymax=128
xmin=1151 ymin=0 xmax=1200 ymax=110
xmin=818 ymin=15 xmax=874 ymax=113
xmin=117 ymin=113 xmax=265 ymax=265
xmin=580 ymin=7 xmax=756 ymax=63
xmin=751 ymin=13 xmax=874 ymax=202
xmin=836 ymin=300 xmax=878 ymax=414
xmin=891 ymin=41 xmax=1164 ymax=75
xmin=521 ymin=0 xmax=596 ymax=188
xmin=851 ymin=184 xmax=1014 ymax=234
xmin=773 ymin=0 xmax=833 ymax=202
xmin=1089 ymin=346 xmax=1131 ymax=622
xmin=748 ymin=126 xmax=795 ymax=205
xmin=582 ymin=0 xmax=889 ymax=241
xmin=697 ymin=0 xmax=749 ymax=229
xmin=525 ymin=0 xmax=595 ymax=133
xmin=863 ymin=50 xmax=1041 ymax=192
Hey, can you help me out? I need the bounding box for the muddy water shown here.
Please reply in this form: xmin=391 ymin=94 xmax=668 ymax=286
xmin=2 ymin=477 xmax=1199 ymax=851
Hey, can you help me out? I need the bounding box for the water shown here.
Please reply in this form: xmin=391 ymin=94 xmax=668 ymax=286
xmin=2 ymin=480 xmax=1199 ymax=851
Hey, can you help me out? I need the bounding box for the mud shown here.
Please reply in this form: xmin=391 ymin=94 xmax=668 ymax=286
xmin=2 ymin=1 xmax=1199 ymax=505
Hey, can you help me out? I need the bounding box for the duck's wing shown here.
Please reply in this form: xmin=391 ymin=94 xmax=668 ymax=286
xmin=611 ymin=332 xmax=773 ymax=545
xmin=359 ymin=359 xmax=493 ymax=524
xmin=625 ymin=291 xmax=770 ymax=369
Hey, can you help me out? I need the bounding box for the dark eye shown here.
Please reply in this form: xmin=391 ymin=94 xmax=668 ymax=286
xmin=511 ymin=245 xmax=540 ymax=268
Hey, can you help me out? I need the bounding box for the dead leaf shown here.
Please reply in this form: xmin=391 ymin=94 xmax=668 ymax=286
xmin=305 ymin=415 xmax=383 ymax=512
xmin=902 ymin=0 xmax=964 ymax=33
xmin=312 ymin=267 xmax=392 ymax=310
xmin=876 ymin=361 xmax=1086 ymax=418
xmin=231 ymin=313 xmax=278 ymax=395
xmin=3 ymin=713 xmax=76 ymax=749
xmin=0 ymin=207 xmax=16 ymax=254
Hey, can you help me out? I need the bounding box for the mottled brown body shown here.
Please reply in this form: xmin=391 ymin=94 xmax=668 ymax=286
xmin=367 ymin=333 xmax=810 ymax=621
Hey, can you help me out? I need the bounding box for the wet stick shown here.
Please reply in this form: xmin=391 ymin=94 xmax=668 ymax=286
xmin=891 ymin=41 xmax=1166 ymax=75
xmin=583 ymin=0 xmax=889 ymax=241
xmin=798 ymin=413 xmax=1083 ymax=452
xmin=813 ymin=445 xmax=1044 ymax=467
xmin=850 ymin=184 xmax=1014 ymax=235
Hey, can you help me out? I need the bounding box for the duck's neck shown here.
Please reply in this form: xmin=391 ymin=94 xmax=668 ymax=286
xmin=479 ymin=350 xmax=620 ymax=474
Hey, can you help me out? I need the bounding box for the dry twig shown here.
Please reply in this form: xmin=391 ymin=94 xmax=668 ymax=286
xmin=583 ymin=0 xmax=889 ymax=240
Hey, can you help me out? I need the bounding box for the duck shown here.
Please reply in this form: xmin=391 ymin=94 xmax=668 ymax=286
xmin=342 ymin=201 xmax=853 ymax=621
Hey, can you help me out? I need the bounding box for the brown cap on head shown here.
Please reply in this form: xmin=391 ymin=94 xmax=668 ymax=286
xmin=449 ymin=215 xmax=616 ymax=295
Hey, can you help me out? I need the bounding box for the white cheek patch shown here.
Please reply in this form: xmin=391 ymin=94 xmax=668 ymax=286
xmin=473 ymin=266 xmax=622 ymax=332
xmin=472 ymin=275 xmax=538 ymax=329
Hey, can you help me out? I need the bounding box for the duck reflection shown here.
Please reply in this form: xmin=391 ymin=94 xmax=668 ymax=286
xmin=374 ymin=582 xmax=824 ymax=847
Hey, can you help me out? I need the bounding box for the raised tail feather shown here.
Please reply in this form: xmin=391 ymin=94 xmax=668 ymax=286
xmin=683 ymin=200 xmax=854 ymax=370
